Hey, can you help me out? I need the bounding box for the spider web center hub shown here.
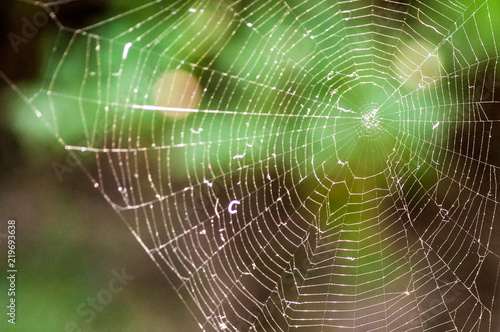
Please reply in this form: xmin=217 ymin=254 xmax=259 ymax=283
xmin=359 ymin=105 xmax=382 ymax=140
xmin=311 ymin=83 xmax=401 ymax=179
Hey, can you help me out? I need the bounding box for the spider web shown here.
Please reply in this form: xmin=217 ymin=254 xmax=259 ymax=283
xmin=6 ymin=0 xmax=500 ymax=330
